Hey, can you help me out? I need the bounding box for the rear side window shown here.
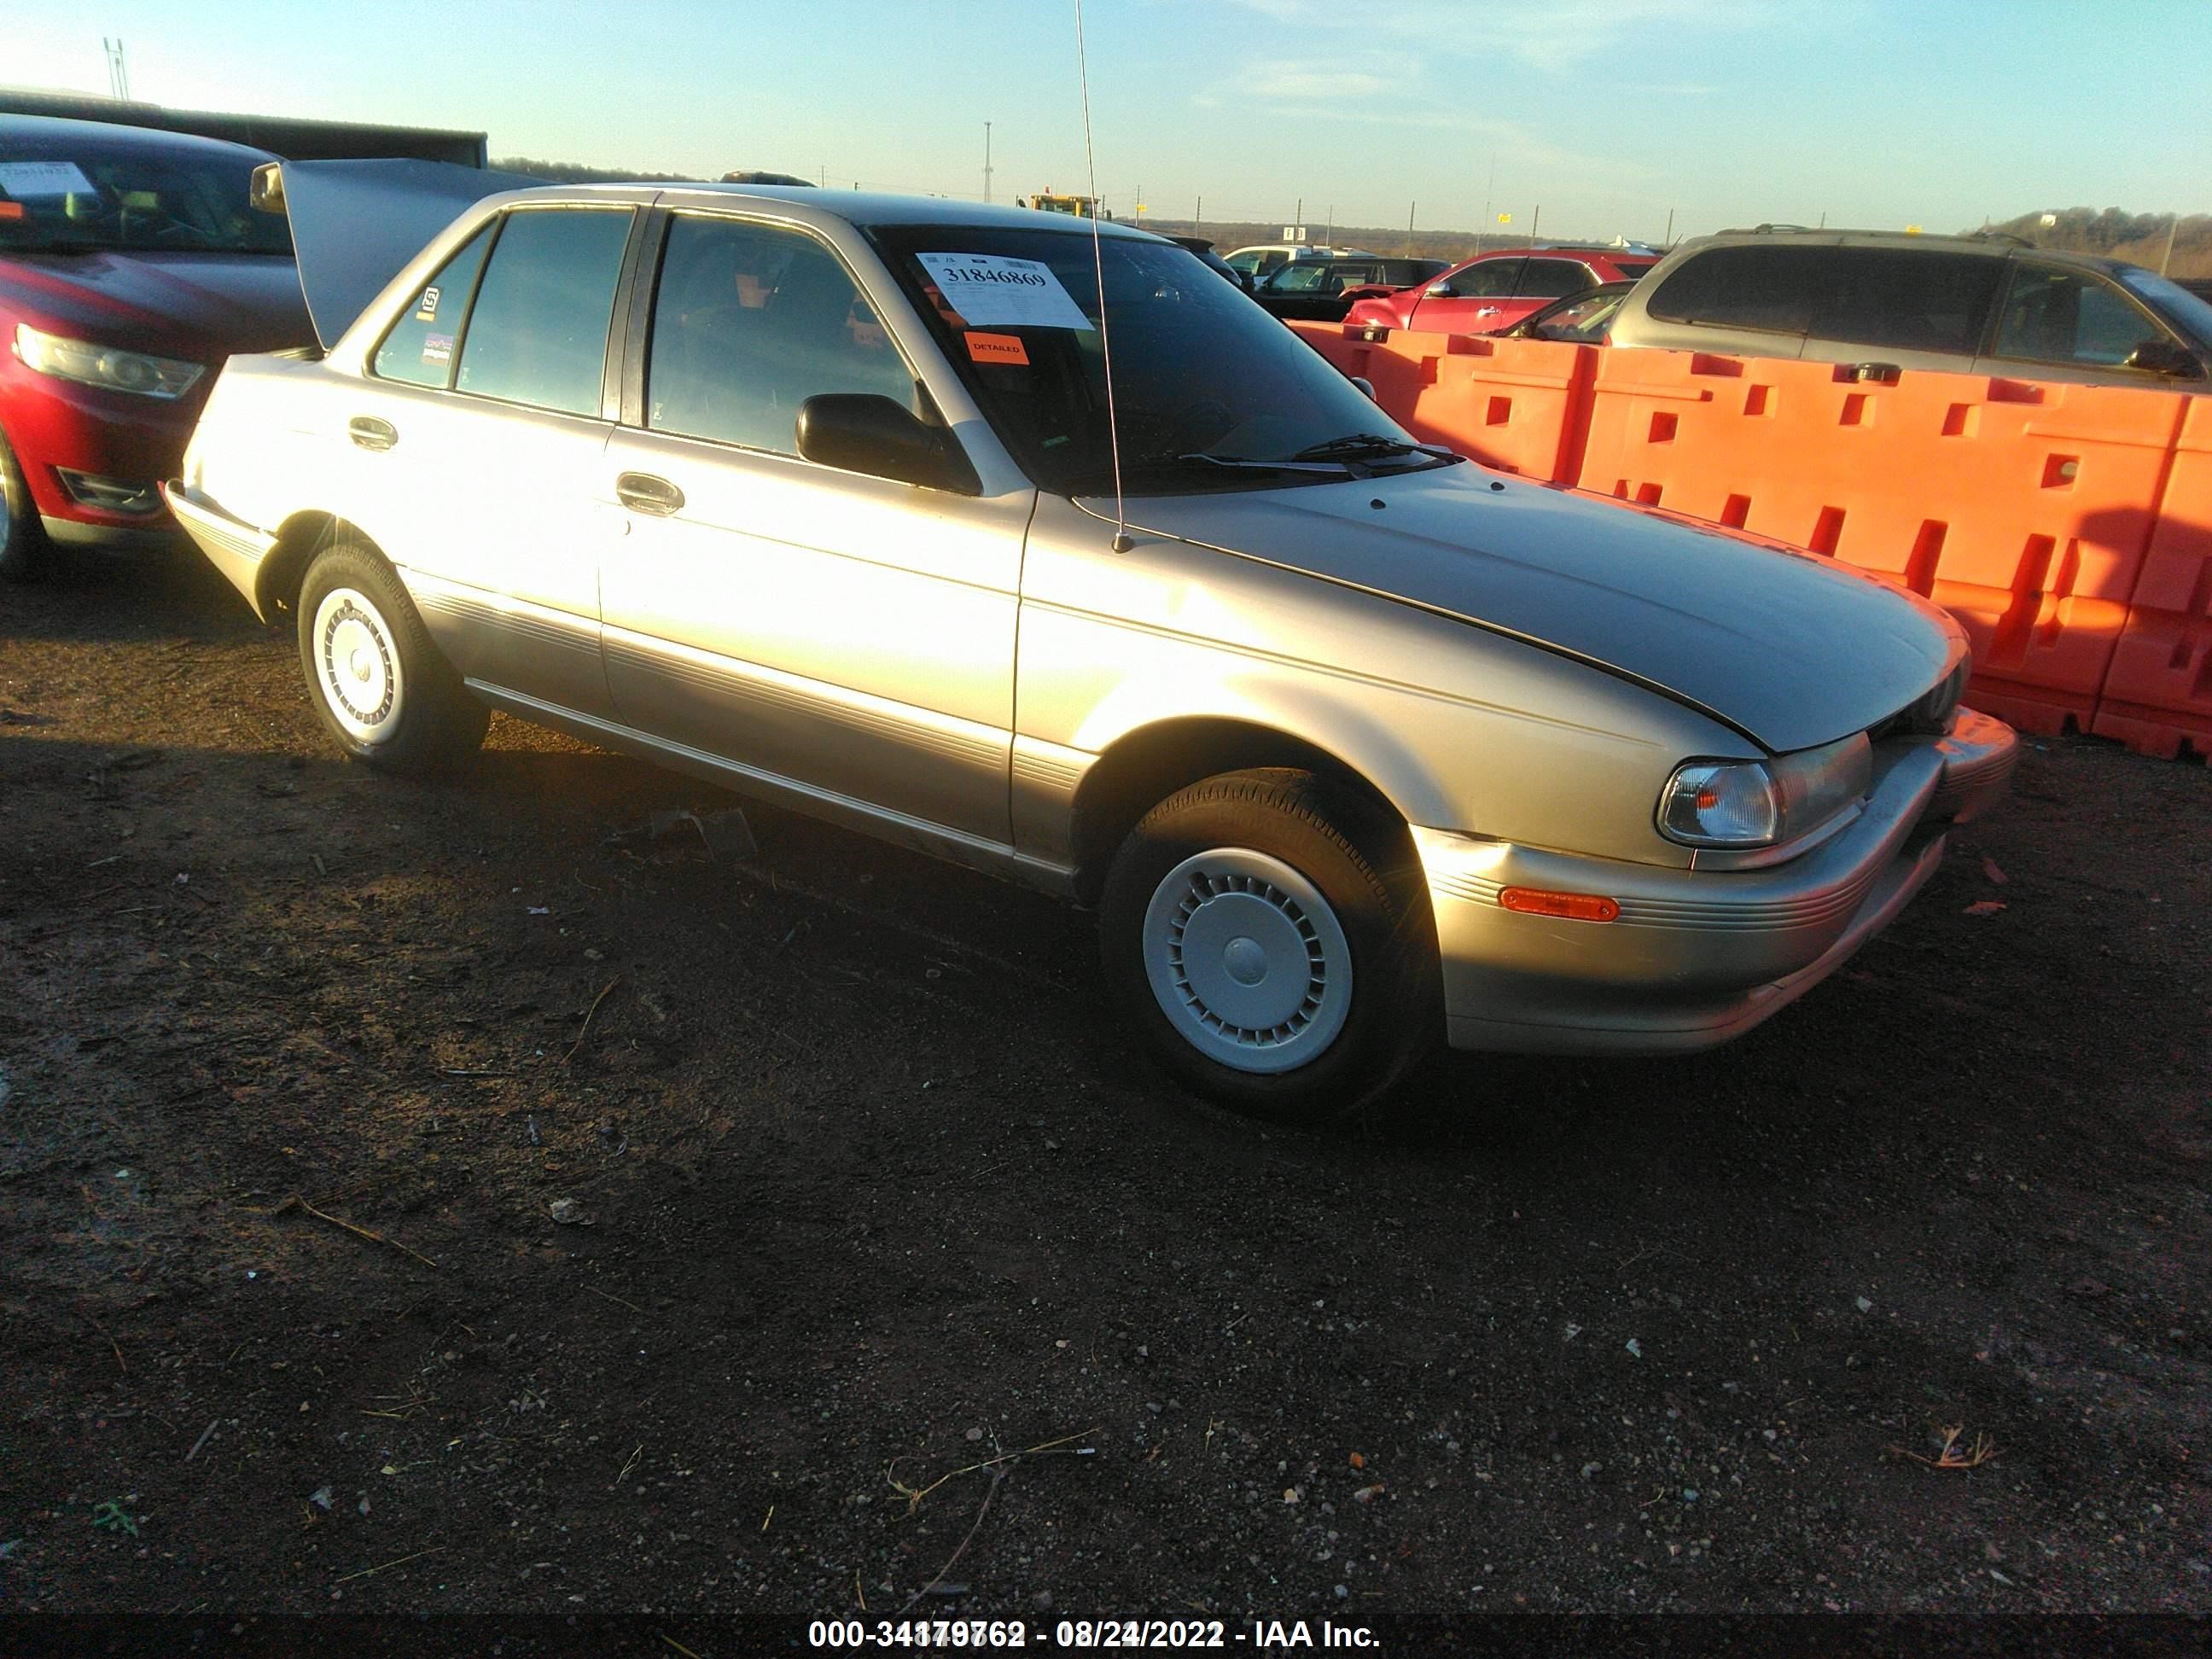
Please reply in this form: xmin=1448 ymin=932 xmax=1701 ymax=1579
xmin=1446 ymin=257 xmax=1522 ymax=299
xmin=1516 ymin=259 xmax=1591 ymax=298
xmin=1997 ymin=264 xmax=2169 ymax=366
xmin=1646 ymin=245 xmax=1825 ymax=334
xmin=372 ymin=224 xmax=493 ymax=388
xmin=453 ymin=207 xmax=634 ymax=416
xmin=1802 ymin=247 xmax=2002 ymax=353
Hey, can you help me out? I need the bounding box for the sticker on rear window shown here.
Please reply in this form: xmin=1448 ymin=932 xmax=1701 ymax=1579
xmin=964 ymin=330 xmax=1030 ymax=366
xmin=918 ymin=253 xmax=1093 ymax=331
xmin=422 ymin=333 xmax=454 ymax=364
xmin=416 ymin=286 xmax=442 ymax=322
xmin=0 ymin=160 xmax=96 ymax=198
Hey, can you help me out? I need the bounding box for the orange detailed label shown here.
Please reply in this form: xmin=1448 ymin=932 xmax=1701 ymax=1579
xmin=964 ymin=330 xmax=1029 ymax=366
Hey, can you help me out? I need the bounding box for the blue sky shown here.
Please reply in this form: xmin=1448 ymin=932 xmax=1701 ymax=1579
xmin=13 ymin=0 xmax=2210 ymax=242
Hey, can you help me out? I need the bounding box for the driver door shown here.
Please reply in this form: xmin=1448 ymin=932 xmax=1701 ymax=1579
xmin=598 ymin=212 xmax=1028 ymax=844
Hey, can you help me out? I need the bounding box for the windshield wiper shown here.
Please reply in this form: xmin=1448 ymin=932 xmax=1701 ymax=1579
xmin=1167 ymin=450 xmax=1356 ymax=475
xmin=1289 ymin=433 xmax=1459 ymax=463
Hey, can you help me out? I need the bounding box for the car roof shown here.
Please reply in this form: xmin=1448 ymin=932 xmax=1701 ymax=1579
xmin=634 ymin=185 xmax=1168 ymax=239
xmin=0 ymin=111 xmax=279 ymax=165
xmin=1674 ymin=226 xmax=2139 ymax=276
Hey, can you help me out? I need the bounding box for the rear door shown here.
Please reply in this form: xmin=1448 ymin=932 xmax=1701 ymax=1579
xmin=1796 ymin=247 xmax=2004 ymax=375
xmin=348 ymin=203 xmax=638 ymax=718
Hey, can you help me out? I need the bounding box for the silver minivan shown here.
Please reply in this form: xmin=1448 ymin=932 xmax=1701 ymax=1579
xmin=1607 ymin=228 xmax=2212 ymax=388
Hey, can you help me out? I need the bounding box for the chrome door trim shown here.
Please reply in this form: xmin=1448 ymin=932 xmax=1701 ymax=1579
xmin=464 ymin=679 xmax=1075 ymax=897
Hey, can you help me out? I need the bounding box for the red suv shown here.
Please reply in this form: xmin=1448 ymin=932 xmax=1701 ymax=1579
xmin=0 ymin=114 xmax=311 ymax=579
xmin=1343 ymin=244 xmax=1661 ymax=337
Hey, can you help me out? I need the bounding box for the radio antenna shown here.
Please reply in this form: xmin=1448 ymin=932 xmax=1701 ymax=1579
xmin=1073 ymin=0 xmax=1132 ymax=553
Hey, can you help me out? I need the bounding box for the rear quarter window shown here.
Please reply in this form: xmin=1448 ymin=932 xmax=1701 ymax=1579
xmin=372 ymin=223 xmax=494 ymax=388
xmin=1646 ymin=245 xmax=1825 ymax=334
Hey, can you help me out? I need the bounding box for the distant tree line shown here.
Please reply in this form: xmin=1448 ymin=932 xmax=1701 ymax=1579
xmin=1970 ymin=208 xmax=2211 ymax=277
xmin=492 ymin=155 xmax=706 ymax=183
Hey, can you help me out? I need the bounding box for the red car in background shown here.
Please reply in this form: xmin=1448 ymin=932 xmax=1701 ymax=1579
xmin=0 ymin=114 xmax=311 ymax=579
xmin=1343 ymin=243 xmax=1661 ymax=337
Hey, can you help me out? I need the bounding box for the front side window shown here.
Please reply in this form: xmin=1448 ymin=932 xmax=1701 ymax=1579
xmin=870 ymin=224 xmax=1441 ymax=497
xmin=372 ymin=223 xmax=493 ymax=388
xmin=452 ymin=207 xmax=634 ymax=416
xmin=1995 ymin=263 xmax=2171 ymax=367
xmin=1446 ymin=257 xmax=1522 ymax=298
xmin=1265 ymin=262 xmax=1335 ymax=294
xmin=2116 ymin=267 xmax=2212 ymax=350
xmin=644 ymin=215 xmax=914 ymax=454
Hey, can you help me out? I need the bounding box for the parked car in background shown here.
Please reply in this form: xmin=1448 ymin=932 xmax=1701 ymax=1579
xmin=1253 ymin=253 xmax=1447 ymax=323
xmin=1223 ymin=242 xmax=1368 ymax=283
xmin=0 ymin=114 xmax=312 ymax=579
xmin=167 ymin=172 xmax=2015 ymax=1122
xmin=1345 ymin=243 xmax=1662 ymax=337
xmin=1605 ymin=229 xmax=2212 ymax=387
xmin=2176 ymin=276 xmax=2212 ymax=305
xmin=1499 ymin=280 xmax=1639 ymax=343
xmin=721 ymin=170 xmax=814 ymax=186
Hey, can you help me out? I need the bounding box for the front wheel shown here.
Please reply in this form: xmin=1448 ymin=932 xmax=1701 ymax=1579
xmin=1099 ymin=768 xmax=1439 ymax=1126
xmin=0 ymin=426 xmax=52 ymax=584
xmin=296 ymin=538 xmax=487 ymax=774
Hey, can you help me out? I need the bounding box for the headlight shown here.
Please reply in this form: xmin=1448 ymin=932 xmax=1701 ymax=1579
xmin=1658 ymin=732 xmax=1871 ymax=849
xmin=13 ymin=323 xmax=205 ymax=399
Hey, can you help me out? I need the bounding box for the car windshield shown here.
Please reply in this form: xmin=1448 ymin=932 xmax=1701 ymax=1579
xmin=2115 ymin=267 xmax=2212 ymax=348
xmin=0 ymin=141 xmax=290 ymax=255
xmin=870 ymin=224 xmax=1444 ymax=495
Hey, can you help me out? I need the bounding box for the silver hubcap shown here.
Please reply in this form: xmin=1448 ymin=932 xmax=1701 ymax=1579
xmin=311 ymin=585 xmax=405 ymax=743
xmin=1142 ymin=847 xmax=1353 ymax=1074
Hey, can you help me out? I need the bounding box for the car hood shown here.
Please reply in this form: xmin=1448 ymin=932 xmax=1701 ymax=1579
xmin=1 ymin=250 xmax=313 ymax=358
xmin=1095 ymin=463 xmax=1964 ymax=754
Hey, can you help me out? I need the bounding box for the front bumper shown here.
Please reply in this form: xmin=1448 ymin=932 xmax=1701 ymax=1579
xmin=1417 ymin=708 xmax=2019 ymax=1055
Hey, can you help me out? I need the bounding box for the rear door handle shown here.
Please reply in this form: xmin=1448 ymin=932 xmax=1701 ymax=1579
xmin=347 ymin=416 xmax=398 ymax=451
xmin=615 ymin=472 xmax=684 ymax=516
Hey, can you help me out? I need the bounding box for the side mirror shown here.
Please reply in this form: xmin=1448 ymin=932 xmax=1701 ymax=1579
xmin=796 ymin=394 xmax=977 ymax=492
xmin=1424 ymin=282 xmax=1452 ymax=298
xmin=2125 ymin=338 xmax=2203 ymax=377
xmin=1350 ymin=376 xmax=1377 ymax=401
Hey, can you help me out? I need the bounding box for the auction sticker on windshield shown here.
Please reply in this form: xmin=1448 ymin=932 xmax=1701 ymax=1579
xmin=0 ymin=161 xmax=97 ymax=198
xmin=918 ymin=253 xmax=1093 ymax=330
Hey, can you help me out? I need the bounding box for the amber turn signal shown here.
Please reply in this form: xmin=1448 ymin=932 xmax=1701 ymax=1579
xmin=1499 ymin=888 xmax=1621 ymax=923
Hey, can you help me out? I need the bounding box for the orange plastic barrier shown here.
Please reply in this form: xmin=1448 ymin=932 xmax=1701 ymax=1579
xmin=1287 ymin=323 xmax=1595 ymax=484
xmin=2096 ymin=395 xmax=2212 ymax=757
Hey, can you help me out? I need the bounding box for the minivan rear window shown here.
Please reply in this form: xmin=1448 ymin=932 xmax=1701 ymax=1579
xmin=1646 ymin=245 xmax=1824 ymax=334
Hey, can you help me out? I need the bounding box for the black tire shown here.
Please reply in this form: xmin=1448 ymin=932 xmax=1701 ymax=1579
xmin=295 ymin=537 xmax=488 ymax=775
xmin=0 ymin=425 xmax=53 ymax=584
xmin=1098 ymin=767 xmax=1440 ymax=1126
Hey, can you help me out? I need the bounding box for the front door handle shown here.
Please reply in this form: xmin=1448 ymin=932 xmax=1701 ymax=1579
xmin=347 ymin=416 xmax=398 ymax=451
xmin=615 ymin=472 xmax=684 ymax=516
xmin=1475 ymin=306 xmax=1502 ymax=317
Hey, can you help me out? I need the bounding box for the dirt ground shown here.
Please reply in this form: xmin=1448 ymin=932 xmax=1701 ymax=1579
xmin=2 ymin=547 xmax=2208 ymax=1624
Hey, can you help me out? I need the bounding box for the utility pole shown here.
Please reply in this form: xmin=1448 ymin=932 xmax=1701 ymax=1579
xmin=1531 ymin=204 xmax=1540 ymax=242
xmin=2161 ymin=213 xmax=2179 ymax=275
xmin=1663 ymin=207 xmax=1674 ymax=247
xmin=1324 ymin=203 xmax=1333 ymax=246
xmin=1478 ymin=154 xmax=1495 ymax=257
xmin=1405 ymin=200 xmax=1415 ymax=256
xmin=103 ymin=37 xmax=130 ymax=100
xmin=1195 ymin=195 xmax=1202 ymax=237
xmin=982 ymin=121 xmax=992 ymax=204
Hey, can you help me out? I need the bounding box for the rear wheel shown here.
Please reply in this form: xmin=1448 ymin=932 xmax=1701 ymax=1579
xmin=1099 ymin=768 xmax=1439 ymax=1126
xmin=0 ymin=426 xmax=52 ymax=584
xmin=296 ymin=538 xmax=487 ymax=774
